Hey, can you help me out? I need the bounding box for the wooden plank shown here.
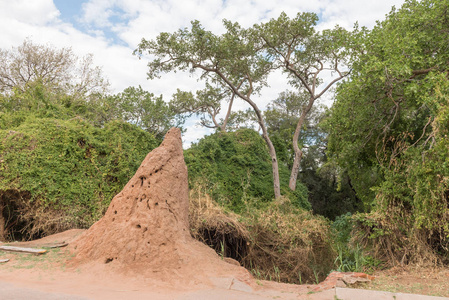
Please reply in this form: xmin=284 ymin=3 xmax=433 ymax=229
xmin=0 ymin=259 xmax=9 ymax=263
xmin=0 ymin=245 xmax=47 ymax=255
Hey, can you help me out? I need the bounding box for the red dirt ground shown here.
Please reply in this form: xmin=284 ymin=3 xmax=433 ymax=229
xmin=1 ymin=230 xmax=449 ymax=299
xmin=0 ymin=229 xmax=312 ymax=299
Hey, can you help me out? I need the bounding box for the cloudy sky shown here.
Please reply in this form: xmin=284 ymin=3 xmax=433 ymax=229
xmin=0 ymin=0 xmax=404 ymax=146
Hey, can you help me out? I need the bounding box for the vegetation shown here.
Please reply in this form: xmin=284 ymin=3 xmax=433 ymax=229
xmin=0 ymin=42 xmax=165 ymax=240
xmin=1 ymin=0 xmax=449 ymax=286
xmin=185 ymin=128 xmax=310 ymax=212
xmin=0 ymin=115 xmax=159 ymax=240
xmin=189 ymin=184 xmax=333 ymax=284
xmin=326 ymin=0 xmax=449 ymax=266
xmin=0 ymin=39 xmax=109 ymax=98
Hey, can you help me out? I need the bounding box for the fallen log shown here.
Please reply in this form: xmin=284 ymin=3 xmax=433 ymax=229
xmin=0 ymin=245 xmax=47 ymax=255
xmin=43 ymin=242 xmax=68 ymax=249
xmin=0 ymin=258 xmax=9 ymax=263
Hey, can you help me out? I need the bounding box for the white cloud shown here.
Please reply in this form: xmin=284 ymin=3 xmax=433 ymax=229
xmin=0 ymin=0 xmax=60 ymax=26
xmin=317 ymin=0 xmax=404 ymax=30
xmin=80 ymin=0 xmax=117 ymax=28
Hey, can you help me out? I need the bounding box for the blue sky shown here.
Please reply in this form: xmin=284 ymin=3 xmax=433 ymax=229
xmin=0 ymin=0 xmax=405 ymax=146
xmin=53 ymin=0 xmax=83 ymax=24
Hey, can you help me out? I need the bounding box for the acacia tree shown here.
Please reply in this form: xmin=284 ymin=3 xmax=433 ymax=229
xmin=255 ymin=12 xmax=351 ymax=191
xmin=135 ymin=20 xmax=282 ymax=198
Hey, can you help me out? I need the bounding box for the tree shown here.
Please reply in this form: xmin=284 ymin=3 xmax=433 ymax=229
xmin=255 ymin=13 xmax=351 ymax=191
xmin=0 ymin=39 xmax=109 ymax=98
xmin=109 ymin=86 xmax=182 ymax=138
xmin=135 ymin=20 xmax=282 ymax=198
xmin=325 ymin=0 xmax=449 ymax=263
xmin=171 ymin=83 xmax=235 ymax=132
xmin=264 ymin=90 xmax=323 ymax=169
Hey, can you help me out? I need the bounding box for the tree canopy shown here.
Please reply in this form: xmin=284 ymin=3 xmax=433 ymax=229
xmin=255 ymin=12 xmax=351 ymax=191
xmin=135 ymin=13 xmax=352 ymax=199
xmin=0 ymin=39 xmax=109 ymax=99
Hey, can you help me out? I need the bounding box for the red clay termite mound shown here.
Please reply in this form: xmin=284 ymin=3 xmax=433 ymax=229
xmin=70 ymin=128 xmax=249 ymax=282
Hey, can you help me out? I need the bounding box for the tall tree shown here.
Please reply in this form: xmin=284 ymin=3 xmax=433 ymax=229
xmin=255 ymin=13 xmax=351 ymax=191
xmin=135 ymin=20 xmax=282 ymax=198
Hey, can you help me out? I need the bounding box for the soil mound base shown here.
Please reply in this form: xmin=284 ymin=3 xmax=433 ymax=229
xmin=69 ymin=128 xmax=251 ymax=283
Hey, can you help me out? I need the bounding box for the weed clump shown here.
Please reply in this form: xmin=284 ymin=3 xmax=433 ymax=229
xmin=189 ymin=185 xmax=250 ymax=263
xmin=352 ymin=211 xmax=445 ymax=267
xmin=189 ymin=185 xmax=334 ymax=284
xmin=243 ymin=197 xmax=334 ymax=283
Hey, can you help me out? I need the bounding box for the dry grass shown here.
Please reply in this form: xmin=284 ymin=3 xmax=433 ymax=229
xmin=243 ymin=196 xmax=335 ymax=284
xmin=189 ymin=185 xmax=250 ymax=262
xmin=1 ymin=189 xmax=85 ymax=241
xmin=189 ymin=185 xmax=335 ymax=284
xmin=352 ymin=211 xmax=442 ymax=267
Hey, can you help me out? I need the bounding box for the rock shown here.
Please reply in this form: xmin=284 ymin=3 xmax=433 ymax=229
xmin=310 ymin=271 xmax=375 ymax=292
xmin=341 ymin=273 xmax=373 ymax=285
xmin=229 ymin=278 xmax=253 ymax=293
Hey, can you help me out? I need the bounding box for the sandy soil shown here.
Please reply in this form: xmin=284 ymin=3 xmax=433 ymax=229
xmin=357 ymin=266 xmax=449 ymax=298
xmin=0 ymin=230 xmax=317 ymax=300
xmin=1 ymin=230 xmax=449 ymax=299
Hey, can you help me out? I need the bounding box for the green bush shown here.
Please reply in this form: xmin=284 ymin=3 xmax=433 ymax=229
xmin=184 ymin=129 xmax=310 ymax=212
xmin=0 ymin=115 xmax=159 ymax=238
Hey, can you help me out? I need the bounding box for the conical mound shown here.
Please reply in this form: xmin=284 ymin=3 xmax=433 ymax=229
xmin=70 ymin=128 xmax=250 ymax=282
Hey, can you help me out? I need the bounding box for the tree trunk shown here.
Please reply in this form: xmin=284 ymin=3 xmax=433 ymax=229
xmin=242 ymin=96 xmax=281 ymax=198
xmin=0 ymin=203 xmax=5 ymax=242
xmin=289 ymin=97 xmax=315 ymax=191
xmin=220 ymin=93 xmax=235 ymax=132
xmin=262 ymin=130 xmax=281 ymax=199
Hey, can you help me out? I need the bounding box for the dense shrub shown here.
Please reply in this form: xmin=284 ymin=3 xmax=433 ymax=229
xmin=0 ymin=116 xmax=159 ymax=240
xmin=184 ymin=129 xmax=310 ymax=212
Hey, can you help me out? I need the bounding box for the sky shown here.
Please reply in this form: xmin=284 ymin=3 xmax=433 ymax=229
xmin=0 ymin=0 xmax=405 ymax=147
